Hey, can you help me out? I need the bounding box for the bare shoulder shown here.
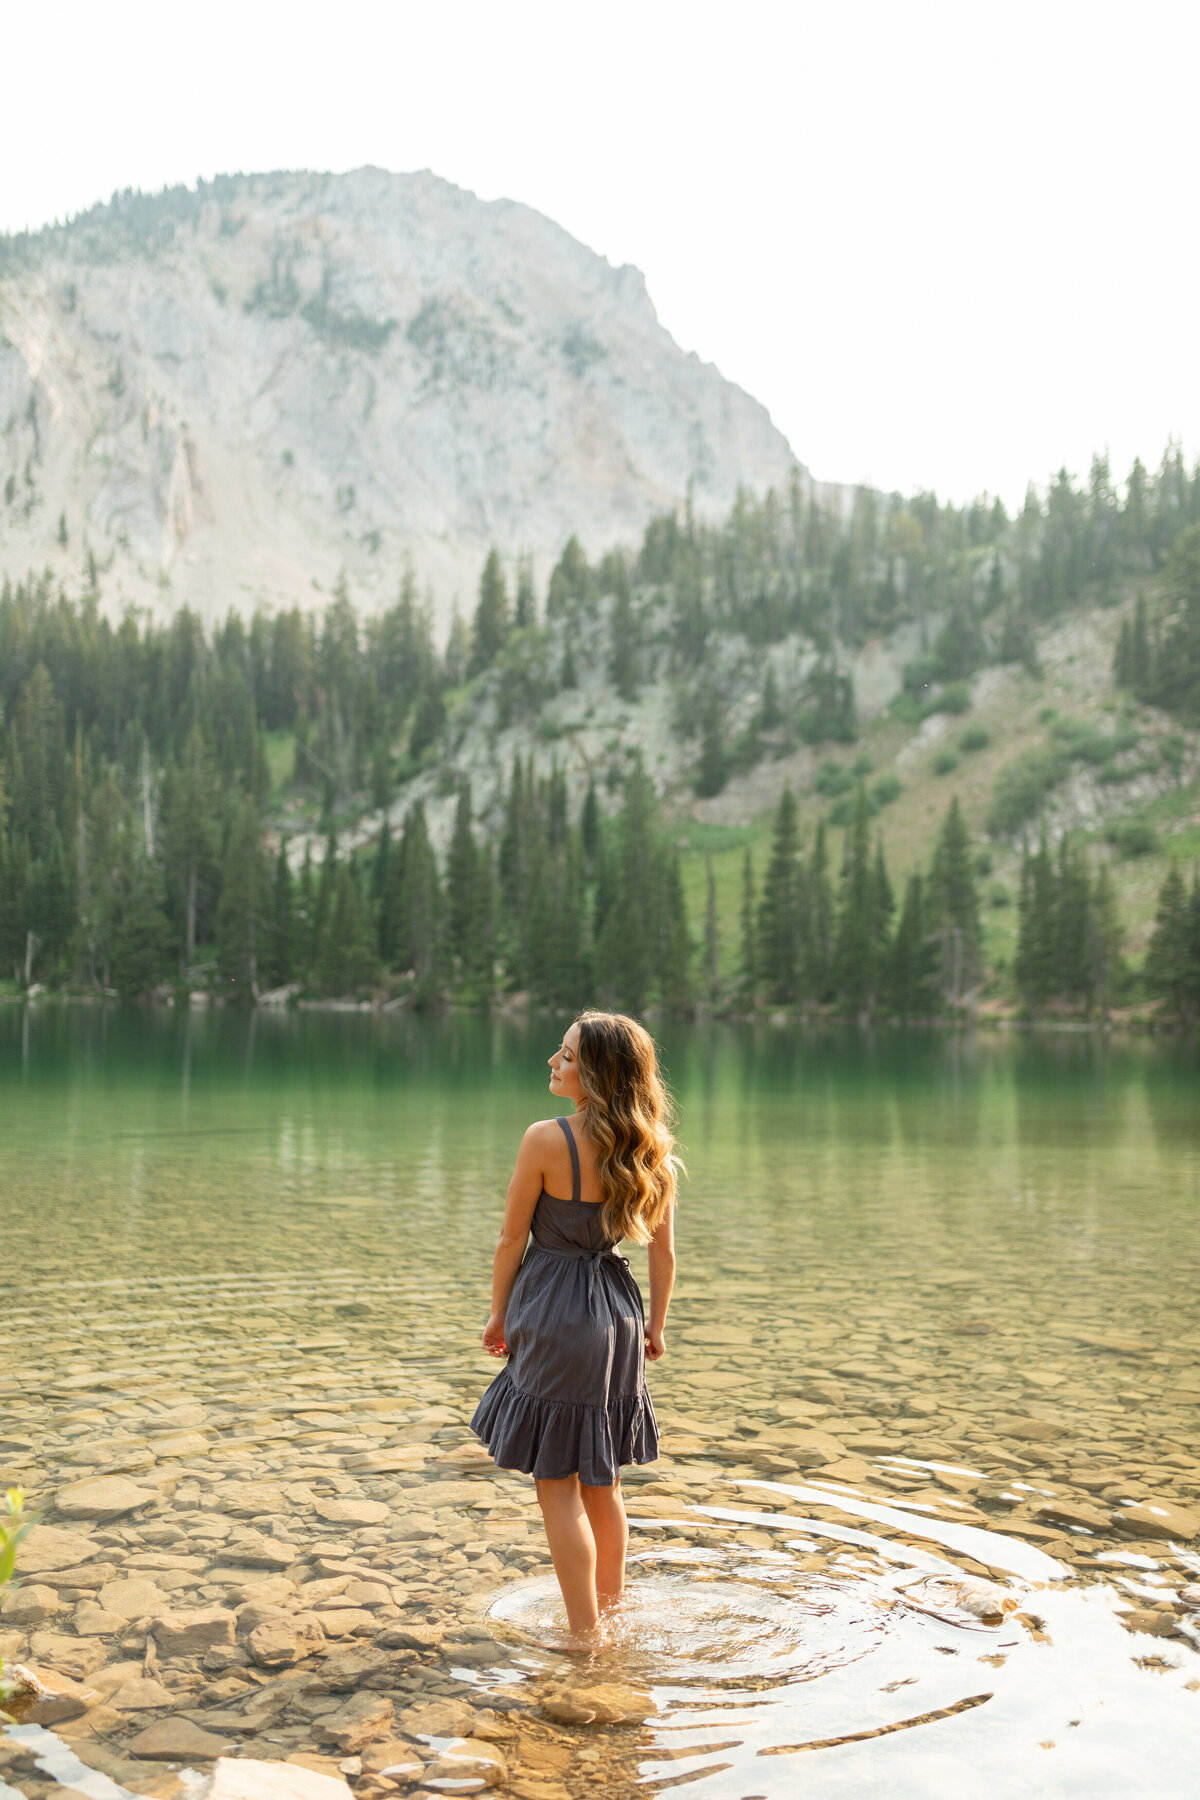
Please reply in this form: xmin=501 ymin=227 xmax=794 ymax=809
xmin=517 ymin=1118 xmax=565 ymax=1160
xmin=523 ymin=1117 xmax=566 ymax=1144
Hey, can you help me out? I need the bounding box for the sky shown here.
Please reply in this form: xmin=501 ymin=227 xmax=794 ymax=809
xmin=2 ymin=0 xmax=1196 ymax=509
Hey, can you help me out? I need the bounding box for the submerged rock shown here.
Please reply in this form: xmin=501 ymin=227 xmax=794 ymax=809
xmin=55 ymin=1476 xmax=158 ymax=1519
xmin=181 ymin=1755 xmax=354 ymax=1797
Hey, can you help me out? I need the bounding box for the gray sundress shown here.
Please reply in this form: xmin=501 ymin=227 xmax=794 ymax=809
xmin=470 ymin=1114 xmax=659 ymax=1486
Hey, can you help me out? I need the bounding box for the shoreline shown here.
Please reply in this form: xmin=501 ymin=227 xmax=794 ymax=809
xmin=0 ymin=985 xmax=1190 ymax=1036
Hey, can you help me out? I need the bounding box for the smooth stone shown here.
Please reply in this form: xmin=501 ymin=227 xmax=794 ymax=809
xmin=1117 ymin=1607 xmax=1179 ymax=1637
xmin=27 ymin=1629 xmax=106 ymax=1679
xmin=396 ymin=1699 xmax=477 ymax=1740
xmin=0 ymin=1583 xmax=63 ymax=1625
xmin=224 ymin=1533 xmax=298 ymax=1570
xmin=1033 ymin=1500 xmax=1112 ymax=1534
xmin=247 ymin=1616 xmax=327 ymax=1667
xmin=540 ymin=1683 xmax=654 ymax=1725
xmin=425 ymin=1738 xmax=507 ymax=1788
xmin=1114 ymin=1500 xmax=1200 ymax=1541
xmin=342 ymin=1452 xmax=426 ymax=1473
xmin=317 ymin=1691 xmax=396 ymax=1752
xmin=55 ymin=1476 xmax=158 ymax=1519
xmin=185 ymin=1756 xmax=352 ymax=1800
xmin=219 ymin=1484 xmax=290 ymax=1517
xmin=3 ymin=1663 xmax=98 ymax=1726
xmin=108 ymin=1677 xmax=177 ymax=1710
xmin=18 ymin=1525 xmax=103 ymax=1573
xmin=150 ymin=1433 xmax=214 ymax=1458
xmin=341 ymin=1581 xmax=392 ymax=1607
xmin=305 ymin=1647 xmax=393 ymax=1691
xmin=315 ymin=1609 xmax=378 ymax=1637
xmin=376 ymin=1623 xmax=444 ymax=1651
xmin=99 ymin=1576 xmax=170 ymax=1620
xmin=129 ymin=1717 xmax=235 ymax=1760
xmin=151 ymin=1607 xmax=237 ymax=1656
xmin=313 ymin=1499 xmax=390 ymax=1527
xmin=188 ymin=1759 xmax=355 ymax=1798
xmin=74 ymin=1602 xmax=131 ymax=1635
xmin=991 ymin=1417 xmax=1067 ymax=1444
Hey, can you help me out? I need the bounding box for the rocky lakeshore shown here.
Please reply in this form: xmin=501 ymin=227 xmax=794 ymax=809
xmin=2 ymin=1291 xmax=1199 ymax=1797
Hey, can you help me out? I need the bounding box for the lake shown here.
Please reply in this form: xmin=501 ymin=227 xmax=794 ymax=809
xmin=2 ymin=1006 xmax=1199 ymax=1799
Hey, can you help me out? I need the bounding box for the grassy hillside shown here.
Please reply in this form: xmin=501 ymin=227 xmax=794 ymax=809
xmin=665 ymin=592 xmax=1199 ymax=990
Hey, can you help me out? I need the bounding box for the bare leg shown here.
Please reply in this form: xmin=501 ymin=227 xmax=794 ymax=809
xmin=535 ymin=1475 xmax=599 ymax=1635
xmin=580 ymin=1479 xmax=628 ymax=1611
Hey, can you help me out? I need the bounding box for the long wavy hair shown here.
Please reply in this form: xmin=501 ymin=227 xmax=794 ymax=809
xmin=573 ymin=1010 xmax=682 ymax=1244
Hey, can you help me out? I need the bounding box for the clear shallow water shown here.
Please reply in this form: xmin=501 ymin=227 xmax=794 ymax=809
xmin=1 ymin=1007 xmax=1199 ymax=1798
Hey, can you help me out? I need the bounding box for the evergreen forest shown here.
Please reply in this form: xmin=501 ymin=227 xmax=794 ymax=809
xmin=2 ymin=442 xmax=1200 ymax=1021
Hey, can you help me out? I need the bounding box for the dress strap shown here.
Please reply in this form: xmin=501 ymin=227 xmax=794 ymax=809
xmin=556 ymin=1114 xmax=581 ymax=1204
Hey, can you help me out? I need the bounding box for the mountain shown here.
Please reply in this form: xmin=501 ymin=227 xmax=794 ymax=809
xmin=0 ymin=167 xmax=812 ymax=626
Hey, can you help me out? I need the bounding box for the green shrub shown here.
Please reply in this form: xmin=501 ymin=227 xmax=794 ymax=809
xmin=933 ymin=748 xmax=959 ymax=775
xmin=853 ymin=752 xmax=874 ymax=777
xmin=986 ymin=745 xmax=1069 ymax=837
xmin=1160 ymin=735 xmax=1186 ymax=781
xmin=815 ymin=760 xmax=855 ymax=798
xmin=888 ymin=692 xmax=924 ymax=725
xmin=902 ymin=654 xmax=942 ymax=698
xmin=974 ymin=850 xmax=994 ymax=877
xmin=939 ymin=681 xmax=972 ymax=715
xmin=1105 ymin=817 xmax=1159 ymax=858
xmin=988 ymin=881 xmax=1012 ymax=907
xmin=870 ymin=773 xmax=902 ymax=808
xmin=960 ymin=723 xmax=991 ymax=752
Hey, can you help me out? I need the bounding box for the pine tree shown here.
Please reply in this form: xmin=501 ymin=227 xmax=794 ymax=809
xmin=514 ymin=555 xmax=537 ymax=630
xmin=110 ymin=854 xmax=171 ymax=1000
xmin=659 ymin=846 xmax=693 ymax=1012
xmin=704 ymin=847 xmax=720 ymax=1002
xmin=470 ymin=548 xmax=509 ymax=675
xmin=758 ymin=785 xmax=802 ymax=1001
xmin=1015 ymin=831 xmax=1056 ymax=1009
xmin=446 ymin=780 xmax=478 ymax=978
xmin=580 ymin=779 xmax=601 ymax=882
xmin=608 ymin=573 xmax=639 ymax=703
xmin=319 ymin=859 xmax=376 ymax=996
xmin=160 ymin=726 xmax=220 ymax=970
xmin=1145 ymin=863 xmax=1190 ymax=1016
xmin=926 ymin=796 xmax=982 ymax=1009
xmin=738 ymin=849 xmax=757 ymax=1005
xmin=392 ymin=800 xmax=443 ymax=1003
xmin=1085 ymin=861 xmax=1124 ymax=1016
xmin=215 ymin=798 xmax=269 ymax=1001
xmin=1055 ymin=834 xmax=1091 ymax=1004
xmin=267 ymin=838 xmax=296 ymax=987
xmin=833 ymin=787 xmax=890 ymax=1019
xmin=695 ymin=690 xmax=726 ymax=797
xmin=888 ymin=872 xmax=936 ymax=1017
xmin=1131 ymin=595 xmax=1151 ymax=692
xmin=806 ymin=822 xmax=834 ymax=1001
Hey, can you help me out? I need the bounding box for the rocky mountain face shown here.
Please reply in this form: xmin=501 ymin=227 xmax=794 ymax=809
xmin=0 ymin=167 xmax=812 ymax=627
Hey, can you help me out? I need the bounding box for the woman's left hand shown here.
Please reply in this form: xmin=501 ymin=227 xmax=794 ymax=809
xmin=645 ymin=1326 xmax=666 ymax=1361
xmin=482 ymin=1314 xmax=508 ymax=1357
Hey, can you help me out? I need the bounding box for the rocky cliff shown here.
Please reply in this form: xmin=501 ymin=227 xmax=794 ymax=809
xmin=0 ymin=167 xmax=811 ymax=626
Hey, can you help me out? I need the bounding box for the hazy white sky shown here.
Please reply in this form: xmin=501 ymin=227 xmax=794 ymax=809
xmin=3 ymin=1 xmax=1196 ymax=508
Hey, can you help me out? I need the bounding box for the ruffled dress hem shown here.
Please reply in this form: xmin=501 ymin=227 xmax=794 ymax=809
xmin=470 ymin=1370 xmax=658 ymax=1486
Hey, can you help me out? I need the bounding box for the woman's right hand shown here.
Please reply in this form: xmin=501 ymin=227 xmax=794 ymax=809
xmin=482 ymin=1314 xmax=508 ymax=1357
xmin=645 ymin=1325 xmax=666 ymax=1362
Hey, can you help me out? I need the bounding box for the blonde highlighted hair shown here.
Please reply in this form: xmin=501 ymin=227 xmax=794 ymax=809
xmin=573 ymin=1010 xmax=682 ymax=1244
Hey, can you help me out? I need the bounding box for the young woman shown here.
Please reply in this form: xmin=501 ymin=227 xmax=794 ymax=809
xmin=470 ymin=1010 xmax=680 ymax=1637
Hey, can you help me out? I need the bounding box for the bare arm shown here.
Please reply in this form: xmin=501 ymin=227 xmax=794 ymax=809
xmin=482 ymin=1124 xmax=547 ymax=1357
xmin=645 ymin=1203 xmax=676 ymax=1361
